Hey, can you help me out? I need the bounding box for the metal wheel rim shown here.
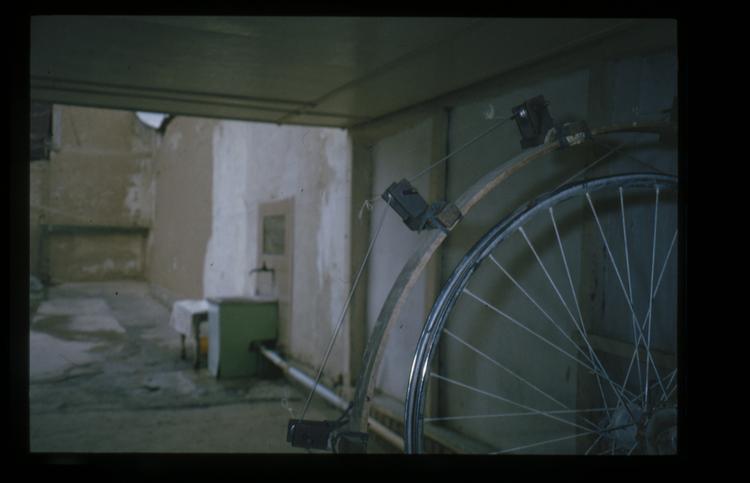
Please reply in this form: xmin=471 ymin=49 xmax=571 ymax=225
xmin=405 ymin=173 xmax=678 ymax=454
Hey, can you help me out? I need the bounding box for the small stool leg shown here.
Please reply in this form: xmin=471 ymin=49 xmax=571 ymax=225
xmin=180 ymin=334 xmax=186 ymax=360
xmin=194 ymin=327 xmax=201 ymax=370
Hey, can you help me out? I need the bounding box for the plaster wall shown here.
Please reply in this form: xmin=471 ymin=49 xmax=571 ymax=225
xmin=133 ymin=114 xmax=353 ymax=388
xmin=147 ymin=117 xmax=215 ymax=304
xmin=206 ymin=122 xmax=352 ymax=387
xmin=32 ymin=105 xmax=157 ymax=283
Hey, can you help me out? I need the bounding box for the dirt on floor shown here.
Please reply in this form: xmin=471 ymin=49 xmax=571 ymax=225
xmin=28 ymin=281 xmax=392 ymax=455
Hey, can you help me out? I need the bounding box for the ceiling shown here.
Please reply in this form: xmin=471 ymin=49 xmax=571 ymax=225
xmin=30 ymin=16 xmax=641 ymax=129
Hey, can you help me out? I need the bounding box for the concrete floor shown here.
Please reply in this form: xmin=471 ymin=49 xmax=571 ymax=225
xmin=29 ymin=281 xmax=391 ymax=454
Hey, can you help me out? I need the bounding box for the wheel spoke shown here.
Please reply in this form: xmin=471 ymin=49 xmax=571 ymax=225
xmin=548 ymin=207 xmax=586 ymax=346
xmin=631 ymin=368 xmax=675 ymax=406
xmin=621 ymin=228 xmax=678 ymax=401
xmin=654 ymin=229 xmax=678 ymax=296
xmin=585 ymin=192 xmax=642 ymax=325
xmin=635 ymin=312 xmax=669 ymax=401
xmin=492 ymin=430 xmax=598 ymax=454
xmin=548 ymin=207 xmax=613 ymax=418
xmin=518 ymin=226 xmax=584 ymax=337
xmin=555 ymin=143 xmax=625 ymax=189
xmin=663 ymin=382 xmax=677 ymax=402
xmin=487 ymin=254 xmax=595 ymax=368
xmin=463 ymin=288 xmax=596 ymax=376
xmin=626 ymin=441 xmax=639 ymax=455
xmin=430 ymin=372 xmax=597 ymax=433
xmin=644 ymin=187 xmax=660 ymax=407
xmin=462 ymin=288 xmax=633 ymax=400
xmin=591 ymin=139 xmax=671 ymax=176
xmin=443 ymin=327 xmax=569 ymax=410
xmin=663 ymin=368 xmax=678 ymax=394
xmin=646 ymin=234 xmax=679 ymax=394
xmin=618 ymin=187 xmax=644 ymax=395
xmin=586 ymin=191 xmax=681 ymax=422
xmin=403 ymin=172 xmax=678 ymax=454
xmin=425 ymin=407 xmax=612 ymax=422
xmin=585 ymin=191 xmax=665 ymax=393
xmin=585 ymin=434 xmax=604 ymax=455
xmin=520 ymin=225 xmax=634 ymax=421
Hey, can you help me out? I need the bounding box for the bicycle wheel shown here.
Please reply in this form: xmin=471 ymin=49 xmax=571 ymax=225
xmin=346 ymin=122 xmax=676 ymax=452
xmin=404 ymin=173 xmax=678 ymax=454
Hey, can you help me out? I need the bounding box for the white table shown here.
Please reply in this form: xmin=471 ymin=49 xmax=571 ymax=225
xmin=169 ymin=299 xmax=210 ymax=369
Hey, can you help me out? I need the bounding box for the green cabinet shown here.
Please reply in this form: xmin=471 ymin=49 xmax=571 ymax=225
xmin=207 ymin=297 xmax=278 ymax=379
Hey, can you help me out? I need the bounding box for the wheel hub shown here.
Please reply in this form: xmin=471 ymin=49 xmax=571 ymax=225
xmin=601 ymin=403 xmax=677 ymax=454
xmin=645 ymin=407 xmax=677 ymax=454
xmin=604 ymin=403 xmax=642 ymax=451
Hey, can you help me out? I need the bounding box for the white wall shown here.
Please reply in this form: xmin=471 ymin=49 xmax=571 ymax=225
xmin=205 ymin=121 xmax=353 ymax=386
xmin=203 ymin=121 xmax=250 ymax=298
xmin=148 ymin=117 xmax=215 ymax=303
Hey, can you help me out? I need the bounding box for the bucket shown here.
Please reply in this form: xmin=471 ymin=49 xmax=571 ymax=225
xmin=199 ymin=335 xmax=208 ymax=356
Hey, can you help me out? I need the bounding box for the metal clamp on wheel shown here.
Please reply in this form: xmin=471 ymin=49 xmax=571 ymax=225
xmin=511 ymin=95 xmax=554 ymax=149
xmin=287 ymin=419 xmax=336 ymax=451
xmin=287 ymin=403 xmax=369 ymax=453
xmin=382 ymin=179 xmax=461 ymax=233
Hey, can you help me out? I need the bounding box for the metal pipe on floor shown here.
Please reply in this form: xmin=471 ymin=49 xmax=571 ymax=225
xmin=259 ymin=345 xmax=404 ymax=452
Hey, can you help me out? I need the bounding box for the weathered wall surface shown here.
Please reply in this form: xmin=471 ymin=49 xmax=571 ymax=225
xmin=207 ymin=122 xmax=352 ymax=388
xmin=48 ymin=233 xmax=146 ymax=281
xmin=147 ymin=117 xmax=215 ymax=305
xmin=202 ymin=121 xmax=248 ymax=299
xmin=48 ymin=106 xmax=156 ymax=226
xmin=33 ymin=106 xmax=157 ymax=283
xmin=145 ymin=118 xmax=353 ymax=388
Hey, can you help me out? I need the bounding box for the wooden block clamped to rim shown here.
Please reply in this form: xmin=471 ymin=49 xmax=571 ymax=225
xmin=544 ymin=120 xmax=593 ymax=148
